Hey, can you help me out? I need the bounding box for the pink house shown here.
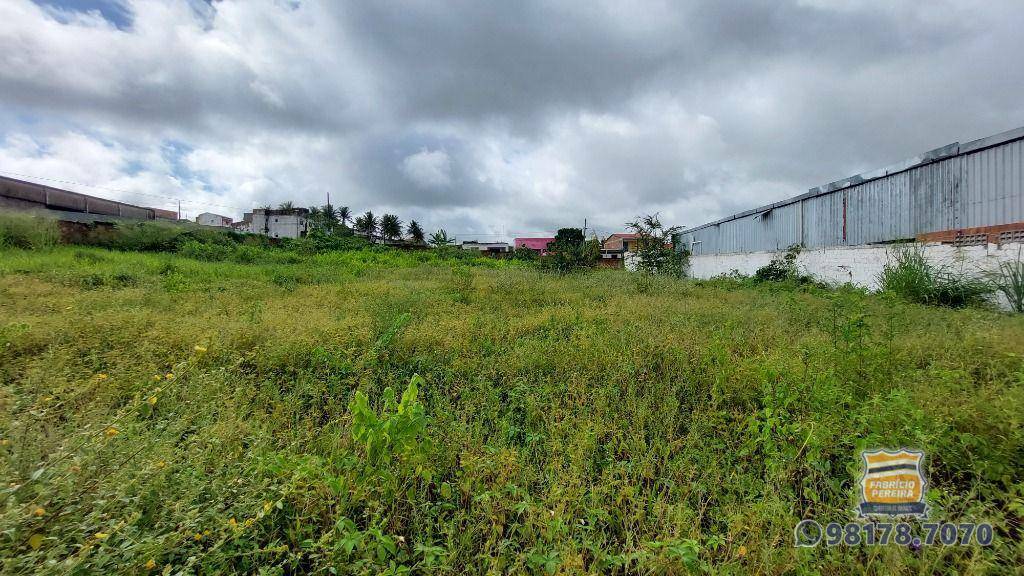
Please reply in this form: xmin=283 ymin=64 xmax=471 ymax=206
xmin=513 ymin=237 xmax=555 ymax=255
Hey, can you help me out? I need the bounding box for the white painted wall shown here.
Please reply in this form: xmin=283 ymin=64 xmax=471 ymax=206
xmin=688 ymin=242 xmax=1024 ymax=291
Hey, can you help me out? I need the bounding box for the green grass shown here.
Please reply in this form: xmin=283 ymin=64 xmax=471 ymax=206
xmin=0 ymin=245 xmax=1022 ymax=574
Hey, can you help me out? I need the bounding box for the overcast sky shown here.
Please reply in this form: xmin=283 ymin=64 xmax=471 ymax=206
xmin=1 ymin=1 xmax=1022 ymax=239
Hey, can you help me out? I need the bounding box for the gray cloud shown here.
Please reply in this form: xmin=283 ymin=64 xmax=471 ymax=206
xmin=1 ymin=0 xmax=1022 ymax=237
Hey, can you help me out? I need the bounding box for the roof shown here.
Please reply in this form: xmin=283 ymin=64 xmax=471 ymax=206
xmin=513 ymin=237 xmax=554 ymax=250
xmin=605 ymin=233 xmax=639 ymax=240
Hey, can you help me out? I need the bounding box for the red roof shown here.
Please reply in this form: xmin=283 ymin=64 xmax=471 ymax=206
xmin=513 ymin=237 xmax=554 ymax=251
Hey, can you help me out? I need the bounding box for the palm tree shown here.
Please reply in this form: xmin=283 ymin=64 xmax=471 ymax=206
xmin=354 ymin=210 xmax=377 ymax=239
xmin=337 ymin=206 xmax=351 ymax=228
xmin=428 ymin=229 xmax=455 ymax=247
xmin=380 ymin=214 xmax=403 ymax=242
xmin=407 ymin=220 xmax=425 ymax=243
xmin=278 ymin=201 xmax=295 ymax=210
xmin=321 ymin=203 xmax=339 ymax=229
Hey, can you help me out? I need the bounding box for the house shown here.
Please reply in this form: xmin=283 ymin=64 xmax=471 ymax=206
xmin=238 ymin=208 xmax=309 ymax=239
xmin=461 ymin=241 xmax=510 ymax=256
xmin=600 ymin=233 xmax=640 ymax=262
xmin=513 ymin=237 xmax=555 ymax=255
xmin=196 ymin=212 xmax=233 ymax=227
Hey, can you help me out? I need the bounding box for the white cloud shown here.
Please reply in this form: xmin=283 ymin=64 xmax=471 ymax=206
xmin=0 ymin=0 xmax=1021 ymax=237
xmin=400 ymin=149 xmax=452 ymax=189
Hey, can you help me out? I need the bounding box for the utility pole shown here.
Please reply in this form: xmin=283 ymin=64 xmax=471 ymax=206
xmin=177 ymin=200 xmax=181 ymax=221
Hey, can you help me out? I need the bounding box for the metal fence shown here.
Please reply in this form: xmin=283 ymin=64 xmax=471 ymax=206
xmin=678 ymin=126 xmax=1024 ymax=255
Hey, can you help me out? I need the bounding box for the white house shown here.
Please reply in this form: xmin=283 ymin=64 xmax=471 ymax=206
xmin=238 ymin=208 xmax=309 ymax=239
xmin=196 ymin=212 xmax=233 ymax=227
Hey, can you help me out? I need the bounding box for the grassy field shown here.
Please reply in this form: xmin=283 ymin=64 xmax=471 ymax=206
xmin=1 ymin=243 xmax=1022 ymax=574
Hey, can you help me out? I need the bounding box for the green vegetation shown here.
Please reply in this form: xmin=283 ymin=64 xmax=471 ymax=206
xmin=543 ymin=228 xmax=599 ymax=274
xmin=0 ymin=218 xmax=1022 ymax=574
xmin=626 ymin=214 xmax=684 ymax=277
xmin=878 ymin=245 xmax=994 ymax=308
xmin=0 ymin=213 xmax=59 ymax=250
xmin=989 ymin=248 xmax=1024 ymax=313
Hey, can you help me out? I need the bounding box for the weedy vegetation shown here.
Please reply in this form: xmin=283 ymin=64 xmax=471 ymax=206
xmin=878 ymin=244 xmax=994 ymax=308
xmin=0 ymin=216 xmax=1022 ymax=574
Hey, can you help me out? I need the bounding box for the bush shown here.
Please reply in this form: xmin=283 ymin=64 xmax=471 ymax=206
xmin=989 ymin=247 xmax=1024 ymax=313
xmin=0 ymin=213 xmax=59 ymax=249
xmin=541 ymin=228 xmax=599 ymax=273
xmin=878 ymin=244 xmax=994 ymax=308
xmin=754 ymin=245 xmax=811 ymax=283
xmin=177 ymin=240 xmax=234 ymax=262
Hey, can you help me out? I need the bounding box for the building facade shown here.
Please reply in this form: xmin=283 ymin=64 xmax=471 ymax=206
xmin=461 ymin=241 xmax=511 ymax=255
xmin=238 ymin=208 xmax=310 ymax=239
xmin=678 ymin=125 xmax=1024 ymax=256
xmin=196 ymin=212 xmax=233 ymax=227
xmin=513 ymin=237 xmax=554 ymax=255
xmin=676 ymin=125 xmax=1024 ymax=292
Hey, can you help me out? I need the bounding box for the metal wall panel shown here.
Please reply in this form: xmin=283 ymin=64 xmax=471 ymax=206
xmin=801 ymin=192 xmax=844 ymax=248
xmin=846 ymin=170 xmax=911 ymax=245
xmin=680 ymin=127 xmax=1023 ymax=256
xmin=960 ymin=138 xmax=1024 ymax=228
xmin=85 ymin=197 xmax=120 ymax=216
xmin=1 ymin=179 xmax=46 ymax=203
xmin=910 ymin=156 xmax=959 ymax=234
xmin=46 ymin=189 xmax=87 ymax=212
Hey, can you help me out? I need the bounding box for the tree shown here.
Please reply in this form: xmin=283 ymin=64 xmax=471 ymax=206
xmin=380 ymin=214 xmax=403 ymax=242
xmin=354 ymin=210 xmax=378 ymax=240
xmin=545 ymin=227 xmax=598 ymax=273
xmin=428 ymin=229 xmax=455 ymax=247
xmin=278 ymin=201 xmax=295 ymax=210
xmin=337 ymin=206 xmax=351 ymax=228
xmin=407 ymin=220 xmax=425 ymax=243
xmin=308 ymin=204 xmax=340 ymax=233
xmin=553 ymin=227 xmax=585 ymax=249
xmin=625 ymin=213 xmax=684 ymax=276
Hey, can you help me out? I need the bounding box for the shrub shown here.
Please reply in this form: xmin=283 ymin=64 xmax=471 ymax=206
xmin=625 ymin=214 xmax=684 ymax=276
xmin=0 ymin=213 xmax=59 ymax=249
xmin=989 ymin=247 xmax=1024 ymax=313
xmin=878 ymin=244 xmax=994 ymax=308
xmin=754 ymin=245 xmax=810 ymax=283
xmin=177 ymin=240 xmax=233 ymax=262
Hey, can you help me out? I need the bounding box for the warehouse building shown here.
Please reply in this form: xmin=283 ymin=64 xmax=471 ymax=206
xmin=677 ymin=126 xmax=1024 ymax=287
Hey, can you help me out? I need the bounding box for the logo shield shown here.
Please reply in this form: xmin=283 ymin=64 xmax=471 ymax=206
xmin=859 ymin=448 xmax=928 ymax=518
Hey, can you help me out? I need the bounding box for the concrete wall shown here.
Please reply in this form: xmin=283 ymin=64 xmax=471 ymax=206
xmin=688 ymin=241 xmax=1024 ymax=291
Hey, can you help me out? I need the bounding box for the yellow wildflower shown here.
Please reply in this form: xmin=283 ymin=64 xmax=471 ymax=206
xmin=194 ymin=345 xmax=207 ymax=353
xmin=737 ymin=545 xmax=748 ymax=558
xmin=148 ymin=396 xmax=158 ymax=406
xmin=156 ymin=461 xmax=166 ymax=469
xmin=94 ymin=532 xmax=109 ymax=540
xmin=33 ymin=507 xmax=45 ymax=517
xmin=95 ymin=373 xmax=108 ymax=380
xmin=152 ymin=375 xmax=162 ymax=381
xmin=193 ymin=532 xmax=203 ymax=541
xmin=165 ymin=373 xmax=175 ymax=380
xmin=144 ymin=559 xmax=157 ymax=570
xmin=228 ymin=518 xmax=238 ymax=529
xmin=104 ymin=427 xmax=119 ymax=437
xmin=263 ymin=501 xmax=272 ymax=513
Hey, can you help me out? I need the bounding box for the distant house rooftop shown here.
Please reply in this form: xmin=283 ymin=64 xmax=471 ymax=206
xmin=513 ymin=237 xmax=554 ymax=253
